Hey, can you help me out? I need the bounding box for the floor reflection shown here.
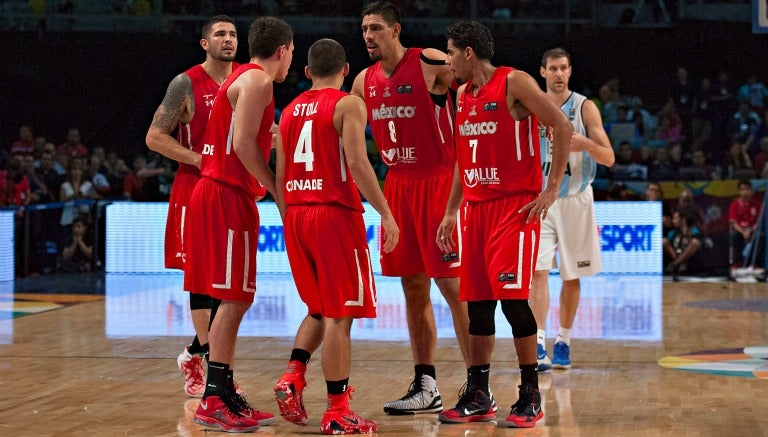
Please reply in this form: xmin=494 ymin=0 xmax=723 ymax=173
xmin=103 ymin=273 xmax=662 ymax=341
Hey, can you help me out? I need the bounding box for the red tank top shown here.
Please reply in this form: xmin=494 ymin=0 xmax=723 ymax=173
xmin=280 ymin=88 xmax=364 ymax=212
xmin=455 ymin=67 xmax=542 ymax=202
xmin=177 ymin=63 xmax=239 ymax=177
xmin=200 ymin=63 xmax=273 ymax=199
xmin=364 ymin=48 xmax=455 ymax=173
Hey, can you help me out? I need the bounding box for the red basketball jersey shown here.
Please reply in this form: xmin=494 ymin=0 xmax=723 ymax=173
xmin=200 ymin=63 xmax=272 ymax=199
xmin=455 ymin=67 xmax=542 ymax=202
xmin=176 ymin=63 xmax=239 ymax=178
xmin=279 ymin=88 xmax=364 ymax=212
xmin=364 ymin=48 xmax=455 ymax=173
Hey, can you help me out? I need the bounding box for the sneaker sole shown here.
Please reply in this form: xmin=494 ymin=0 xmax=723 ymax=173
xmin=505 ymin=412 xmax=544 ymax=428
xmin=552 ymin=362 xmax=571 ymax=369
xmin=274 ymin=384 xmax=309 ymax=425
xmin=383 ymin=405 xmax=443 ymax=415
xmin=437 ymin=412 xmax=496 ymax=423
xmin=193 ymin=417 xmax=260 ymax=433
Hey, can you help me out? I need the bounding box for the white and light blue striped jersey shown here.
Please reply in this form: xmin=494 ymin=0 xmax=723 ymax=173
xmin=540 ymin=91 xmax=596 ymax=198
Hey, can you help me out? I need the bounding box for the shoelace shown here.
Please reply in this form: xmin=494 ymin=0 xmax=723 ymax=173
xmin=183 ymin=357 xmax=204 ymax=381
xmin=399 ymin=378 xmax=423 ymax=400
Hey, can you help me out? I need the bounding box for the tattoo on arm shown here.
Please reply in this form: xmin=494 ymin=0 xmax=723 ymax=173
xmin=151 ymin=74 xmax=192 ymax=132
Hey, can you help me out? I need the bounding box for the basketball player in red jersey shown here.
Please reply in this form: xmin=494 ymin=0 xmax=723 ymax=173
xmin=350 ymin=1 xmax=471 ymax=415
xmin=274 ymin=38 xmax=399 ymax=435
xmin=145 ymin=15 xmax=238 ymax=400
xmin=437 ymin=21 xmax=572 ymax=428
xmin=183 ymin=16 xmax=294 ymax=433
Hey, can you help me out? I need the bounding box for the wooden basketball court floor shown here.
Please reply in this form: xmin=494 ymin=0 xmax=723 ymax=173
xmin=1 ymin=272 xmax=766 ymax=436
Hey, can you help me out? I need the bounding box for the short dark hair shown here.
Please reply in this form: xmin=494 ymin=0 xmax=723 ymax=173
xmin=445 ymin=20 xmax=494 ymax=61
xmin=738 ymin=179 xmax=752 ymax=190
xmin=248 ymin=17 xmax=293 ymax=59
xmin=361 ymin=1 xmax=400 ymax=25
xmin=308 ymin=39 xmax=346 ymax=78
xmin=202 ymin=15 xmax=235 ymax=39
xmin=541 ymin=47 xmax=571 ymax=68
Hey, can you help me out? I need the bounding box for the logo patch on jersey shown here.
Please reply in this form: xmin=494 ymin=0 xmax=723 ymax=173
xmin=368 ymin=85 xmax=376 ymax=97
xmin=469 ymin=105 xmax=477 ymax=116
xmin=577 ymin=260 xmax=591 ymax=268
xmin=498 ymin=273 xmax=516 ymax=282
xmin=383 ymin=86 xmax=391 ymax=98
xmin=569 ymin=107 xmax=576 ymax=121
xmin=397 ymin=84 xmax=412 ymax=94
xmin=483 ymin=102 xmax=498 ymax=111
xmin=442 ymin=252 xmax=458 ymax=262
xmin=204 ymin=93 xmax=215 ymax=107
xmin=381 ymin=149 xmax=398 ymax=163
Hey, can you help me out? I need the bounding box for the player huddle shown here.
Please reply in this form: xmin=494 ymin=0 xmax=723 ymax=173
xmin=147 ymin=1 xmax=614 ymax=434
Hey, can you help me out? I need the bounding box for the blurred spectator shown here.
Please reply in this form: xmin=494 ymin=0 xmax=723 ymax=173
xmin=626 ymin=96 xmax=656 ymax=133
xmin=58 ymin=216 xmax=93 ymax=273
xmin=670 ymin=66 xmax=693 ymax=147
xmin=729 ymin=101 xmax=762 ymax=158
xmin=59 ymin=158 xmax=96 ymax=226
xmin=9 ymin=124 xmax=36 ymax=157
xmin=726 ymin=141 xmax=756 ymax=180
xmin=57 ymin=128 xmax=88 ymax=158
xmin=87 ymin=154 xmax=111 ymax=197
xmin=104 ymin=150 xmax=119 ymax=174
xmin=646 ymin=180 xmax=672 ymax=235
xmin=691 ymin=77 xmax=713 ymax=151
xmin=33 ymin=150 xmax=63 ymax=203
xmin=90 ymin=146 xmax=109 ymax=172
xmin=709 ymin=71 xmax=737 ymax=155
xmin=610 ymin=141 xmax=647 ymax=180
xmin=655 ymin=101 xmax=682 ymax=151
xmin=728 ymin=179 xmax=764 ymax=271
xmin=754 ymin=110 xmax=768 ymax=152
xmin=0 ymin=158 xmax=32 ymax=212
xmin=122 ymin=154 xmax=168 ymax=201
xmin=605 ymin=181 xmax=632 ymax=200
xmin=737 ymin=75 xmax=768 ymax=117
xmin=599 ymin=77 xmax=622 ymax=123
xmin=674 ymin=187 xmax=706 ymax=231
xmin=679 ymin=149 xmax=719 ymax=181
xmin=647 ymin=147 xmax=677 ymax=181
xmin=755 ymin=138 xmax=768 ymax=179
xmin=107 ymin=158 xmax=130 ymax=198
xmin=663 ymin=209 xmax=703 ymax=276
xmin=20 ymin=154 xmax=44 ymax=203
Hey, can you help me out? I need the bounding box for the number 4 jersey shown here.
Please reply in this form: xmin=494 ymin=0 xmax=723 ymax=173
xmin=279 ymin=88 xmax=364 ymax=212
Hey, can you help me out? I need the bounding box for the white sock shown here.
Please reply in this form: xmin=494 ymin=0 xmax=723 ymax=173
xmin=537 ymin=329 xmax=546 ymax=345
xmin=556 ymin=327 xmax=571 ymax=346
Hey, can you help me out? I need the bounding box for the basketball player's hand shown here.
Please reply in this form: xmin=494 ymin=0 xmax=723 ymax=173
xmin=436 ymin=214 xmax=457 ymax=254
xmin=381 ymin=215 xmax=399 ymax=254
xmin=519 ymin=187 xmax=558 ymax=223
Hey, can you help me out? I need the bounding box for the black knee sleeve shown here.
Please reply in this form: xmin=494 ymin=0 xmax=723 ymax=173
xmin=468 ymin=300 xmax=497 ymax=336
xmin=310 ymin=313 xmax=322 ymax=320
xmin=189 ymin=292 xmax=215 ymax=311
xmin=500 ymin=299 xmax=537 ymax=338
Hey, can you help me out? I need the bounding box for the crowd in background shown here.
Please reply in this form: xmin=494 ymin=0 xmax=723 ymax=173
xmin=2 ymin=58 xmax=766 ymax=279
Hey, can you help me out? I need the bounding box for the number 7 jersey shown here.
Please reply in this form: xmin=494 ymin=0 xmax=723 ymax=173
xmin=279 ymin=88 xmax=364 ymax=212
xmin=455 ymin=66 xmax=542 ymax=202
